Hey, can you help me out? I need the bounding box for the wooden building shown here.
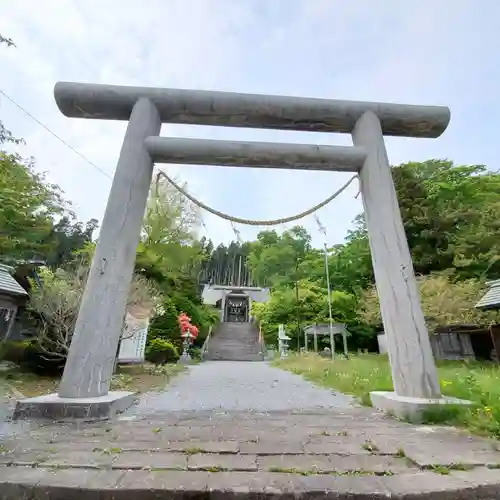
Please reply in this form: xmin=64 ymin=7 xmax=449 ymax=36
xmin=0 ymin=264 xmax=28 ymax=341
xmin=377 ymin=280 xmax=500 ymax=363
xmin=430 ymin=325 xmax=500 ymax=362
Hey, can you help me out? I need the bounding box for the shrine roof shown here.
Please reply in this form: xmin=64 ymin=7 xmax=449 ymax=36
xmin=0 ymin=264 xmax=28 ymax=297
xmin=475 ymin=280 xmax=500 ymax=310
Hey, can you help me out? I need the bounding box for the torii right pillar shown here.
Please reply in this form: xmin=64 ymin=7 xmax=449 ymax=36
xmin=352 ymin=111 xmax=471 ymax=421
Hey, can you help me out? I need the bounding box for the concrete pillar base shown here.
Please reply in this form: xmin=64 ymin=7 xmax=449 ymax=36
xmin=370 ymin=391 xmax=475 ymax=424
xmin=12 ymin=391 xmax=138 ymax=421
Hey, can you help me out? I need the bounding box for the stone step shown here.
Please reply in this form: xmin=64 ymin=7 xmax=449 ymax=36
xmin=3 ymin=407 xmax=498 ymax=499
xmin=204 ymin=321 xmax=261 ymax=362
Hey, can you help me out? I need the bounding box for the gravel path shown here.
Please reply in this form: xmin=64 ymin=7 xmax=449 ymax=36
xmin=130 ymin=361 xmax=354 ymax=415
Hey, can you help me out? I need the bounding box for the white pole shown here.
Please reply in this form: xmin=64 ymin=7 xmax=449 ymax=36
xmin=324 ymin=242 xmax=335 ymax=360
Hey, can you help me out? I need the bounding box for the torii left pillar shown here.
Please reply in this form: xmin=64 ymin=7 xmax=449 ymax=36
xmin=13 ymin=98 xmax=161 ymax=420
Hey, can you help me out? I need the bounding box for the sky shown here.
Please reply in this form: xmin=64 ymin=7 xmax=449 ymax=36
xmin=1 ymin=0 xmax=499 ymax=248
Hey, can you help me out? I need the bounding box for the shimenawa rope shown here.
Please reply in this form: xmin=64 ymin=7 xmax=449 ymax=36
xmin=155 ymin=170 xmax=359 ymax=227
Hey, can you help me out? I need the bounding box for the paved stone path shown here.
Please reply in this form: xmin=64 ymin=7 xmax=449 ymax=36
xmin=2 ymin=361 xmax=500 ymax=498
xmin=131 ymin=361 xmax=354 ymax=414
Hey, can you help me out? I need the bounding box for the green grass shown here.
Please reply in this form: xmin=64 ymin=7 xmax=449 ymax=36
xmin=274 ymin=353 xmax=500 ymax=438
xmin=0 ymin=363 xmax=185 ymax=399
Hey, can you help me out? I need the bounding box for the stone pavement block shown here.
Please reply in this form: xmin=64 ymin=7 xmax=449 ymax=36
xmin=328 ymin=455 xmax=413 ymax=474
xmin=316 ymin=432 xmax=403 ymax=455
xmin=7 ymin=451 xmax=78 ymax=467
xmin=357 ymin=436 xmax=401 ymax=455
xmin=109 ymin=428 xmax=186 ymax=442
xmin=93 ymin=441 xmax=161 ymax=452
xmin=117 ymin=469 xmax=210 ymax=492
xmin=239 ymin=441 xmax=304 ymax=455
xmin=206 ymin=471 xmax=297 ymax=496
xmin=379 ymin=472 xmax=476 ymax=499
xmin=112 ymin=451 xmax=187 ymax=470
xmin=393 ymin=430 xmax=498 ymax=450
xmin=208 ymin=426 xmax=262 ymax=441
xmin=0 ymin=452 xmax=14 ymax=465
xmin=7 ymin=440 xmax=111 ymax=454
xmin=296 ymin=474 xmax=390 ymax=498
xmin=1 ymin=468 xmax=124 ymax=500
xmin=165 ymin=441 xmax=239 ymax=454
xmin=43 ymin=434 xmax=103 ymax=444
xmin=37 ymin=450 xmax=114 ymax=469
xmin=452 ymin=468 xmax=500 ymax=496
xmin=36 ymin=468 xmax=124 ymax=488
xmin=0 ymin=465 xmax=48 ymax=484
xmin=305 ymin=440 xmax=371 ymax=455
xmin=188 ymin=453 xmax=257 ymax=471
xmin=258 ymin=454 xmax=333 ymax=473
xmin=404 ymin=447 xmax=500 ymax=468
xmin=115 ymin=426 xmax=258 ymax=442
xmin=0 ymin=467 xmax=123 ymax=500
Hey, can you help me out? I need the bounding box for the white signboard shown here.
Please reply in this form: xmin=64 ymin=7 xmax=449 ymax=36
xmin=118 ymin=310 xmax=149 ymax=364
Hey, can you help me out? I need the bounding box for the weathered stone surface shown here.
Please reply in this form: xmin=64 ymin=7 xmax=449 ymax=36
xmin=0 ymin=465 xmax=49 ymax=484
xmin=4 ymin=406 xmax=500 ymax=498
xmin=328 ymin=455 xmax=414 ymax=474
xmin=165 ymin=441 xmax=239 ymax=454
xmin=305 ymin=436 xmax=373 ymax=456
xmin=112 ymin=451 xmax=187 ymax=470
xmin=117 ymin=469 xmax=210 ymax=492
xmin=406 ymin=448 xmax=500 ymax=468
xmin=353 ymin=111 xmax=441 ymax=401
xmin=34 ymin=450 xmax=115 ymax=469
xmin=239 ymin=441 xmax=304 ymax=455
xmin=258 ymin=454 xmax=334 ymax=473
xmin=55 ymin=81 xmax=451 ymax=138
xmin=206 ymin=471 xmax=297 ymax=496
xmin=13 ymin=392 xmax=138 ymax=421
xmin=0 ymin=467 xmax=124 ymax=500
xmin=188 ymin=453 xmax=257 ymax=472
xmin=379 ymin=472 xmax=477 ymax=499
xmin=296 ymin=474 xmax=390 ymax=498
xmin=452 ymin=468 xmax=500 ymax=497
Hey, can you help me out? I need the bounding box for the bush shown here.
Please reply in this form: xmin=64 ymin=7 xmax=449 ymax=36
xmin=0 ymin=340 xmax=30 ymax=365
xmin=0 ymin=339 xmax=66 ymax=375
xmin=148 ymin=296 xmax=178 ymax=339
xmin=22 ymin=341 xmax=67 ymax=375
xmin=145 ymin=338 xmax=179 ymax=364
xmin=190 ymin=347 xmax=202 ymax=361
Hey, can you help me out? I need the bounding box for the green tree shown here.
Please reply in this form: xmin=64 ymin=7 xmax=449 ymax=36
xmin=45 ymin=216 xmax=99 ymax=268
xmin=0 ymin=154 xmax=66 ymax=261
xmin=248 ymin=226 xmax=312 ymax=288
xmin=393 ymin=160 xmax=500 ymax=279
xmin=358 ymin=272 xmax=500 ymax=330
xmin=138 ymin=177 xmax=219 ymax=348
xmin=136 ymin=176 xmax=202 ymax=285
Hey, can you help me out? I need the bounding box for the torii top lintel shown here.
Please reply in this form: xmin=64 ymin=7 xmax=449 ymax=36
xmin=54 ymin=82 xmax=450 ymax=139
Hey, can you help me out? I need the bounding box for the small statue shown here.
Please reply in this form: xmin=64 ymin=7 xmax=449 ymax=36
xmin=319 ymin=347 xmax=331 ymax=358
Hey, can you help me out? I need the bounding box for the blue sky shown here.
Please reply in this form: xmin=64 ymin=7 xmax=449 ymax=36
xmin=1 ymin=0 xmax=499 ymax=248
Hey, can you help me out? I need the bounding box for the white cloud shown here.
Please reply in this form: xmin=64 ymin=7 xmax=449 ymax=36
xmin=1 ymin=0 xmax=499 ymax=248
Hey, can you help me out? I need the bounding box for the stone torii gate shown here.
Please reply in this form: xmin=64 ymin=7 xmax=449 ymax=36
xmin=14 ymin=82 xmax=466 ymax=421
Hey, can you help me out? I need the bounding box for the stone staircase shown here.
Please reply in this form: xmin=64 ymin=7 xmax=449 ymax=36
xmin=204 ymin=322 xmax=264 ymax=361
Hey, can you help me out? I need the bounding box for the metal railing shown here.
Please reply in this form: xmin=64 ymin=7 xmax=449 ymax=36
xmin=200 ymin=325 xmax=213 ymax=361
xmin=257 ymin=323 xmax=267 ymax=361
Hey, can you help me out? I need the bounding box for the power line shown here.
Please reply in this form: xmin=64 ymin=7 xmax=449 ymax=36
xmin=0 ymin=89 xmax=112 ymax=180
xmin=2 ymin=88 xmax=355 ymax=250
xmin=1 ymin=89 xmax=253 ymax=247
